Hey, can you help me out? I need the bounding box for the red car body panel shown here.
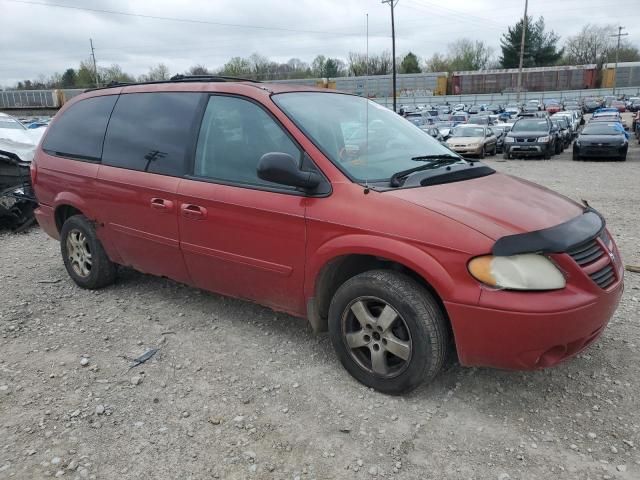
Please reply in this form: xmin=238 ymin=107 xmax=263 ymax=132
xmin=31 ymin=81 xmax=624 ymax=371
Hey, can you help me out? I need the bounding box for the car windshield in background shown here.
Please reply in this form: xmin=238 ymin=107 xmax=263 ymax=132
xmin=512 ymin=120 xmax=548 ymax=132
xmin=273 ymin=92 xmax=460 ymax=182
xmin=451 ymin=126 xmax=485 ymax=137
xmin=0 ymin=118 xmax=25 ymax=130
xmin=581 ymin=124 xmax=623 ymax=135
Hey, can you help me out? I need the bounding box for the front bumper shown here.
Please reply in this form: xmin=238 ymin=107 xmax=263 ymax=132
xmin=445 ymin=238 xmax=624 ymax=370
xmin=448 ymin=144 xmax=483 ymax=155
xmin=505 ymin=142 xmax=550 ymax=156
xmin=574 ymin=145 xmax=626 ymax=158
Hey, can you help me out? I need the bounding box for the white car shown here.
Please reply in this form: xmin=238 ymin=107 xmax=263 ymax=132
xmin=0 ymin=112 xmax=40 ymax=162
xmin=552 ymin=111 xmax=580 ymax=137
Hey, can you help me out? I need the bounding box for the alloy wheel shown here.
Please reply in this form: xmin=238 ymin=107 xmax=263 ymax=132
xmin=341 ymin=296 xmax=413 ymax=378
xmin=66 ymin=229 xmax=93 ymax=278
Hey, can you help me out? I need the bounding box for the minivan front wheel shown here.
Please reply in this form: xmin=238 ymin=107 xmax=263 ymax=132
xmin=60 ymin=215 xmax=117 ymax=289
xmin=328 ymin=270 xmax=448 ymax=394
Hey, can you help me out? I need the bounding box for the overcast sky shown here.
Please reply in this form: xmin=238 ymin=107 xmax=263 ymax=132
xmin=1 ymin=0 xmax=639 ymax=86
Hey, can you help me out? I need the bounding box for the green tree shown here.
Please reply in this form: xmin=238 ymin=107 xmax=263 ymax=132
xmin=100 ymin=64 xmax=135 ymax=84
xmin=399 ymin=52 xmax=421 ymax=73
xmin=500 ymin=16 xmax=563 ymax=68
xmin=60 ymin=68 xmax=77 ymax=88
xmin=76 ymin=59 xmax=97 ymax=87
xmin=219 ymin=57 xmax=252 ymax=77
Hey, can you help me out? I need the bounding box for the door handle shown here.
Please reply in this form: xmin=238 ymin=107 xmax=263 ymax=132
xmin=150 ymin=198 xmax=174 ymax=211
xmin=181 ymin=204 xmax=207 ymax=220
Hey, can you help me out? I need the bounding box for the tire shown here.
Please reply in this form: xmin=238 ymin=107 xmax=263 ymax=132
xmin=328 ymin=270 xmax=449 ymax=395
xmin=478 ymin=146 xmax=485 ymax=159
xmin=572 ymin=149 xmax=580 ymax=161
xmin=544 ymin=146 xmax=552 ymax=160
xmin=503 ymin=151 xmax=510 ymax=160
xmin=60 ymin=215 xmax=117 ymax=289
xmin=491 ymin=144 xmax=497 ymax=156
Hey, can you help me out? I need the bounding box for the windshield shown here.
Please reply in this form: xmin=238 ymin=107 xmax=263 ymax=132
xmin=451 ymin=126 xmax=485 ymax=137
xmin=451 ymin=115 xmax=467 ymax=122
xmin=0 ymin=118 xmax=26 ymax=130
xmin=273 ymin=92 xmax=461 ymax=182
xmin=582 ymin=124 xmax=623 ymax=135
xmin=511 ymin=120 xmax=549 ymax=132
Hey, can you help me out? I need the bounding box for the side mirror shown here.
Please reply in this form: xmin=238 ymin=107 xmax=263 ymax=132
xmin=257 ymin=152 xmax=321 ymax=190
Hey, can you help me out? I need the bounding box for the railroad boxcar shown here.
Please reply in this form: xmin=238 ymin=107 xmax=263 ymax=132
xmin=273 ymin=72 xmax=448 ymax=97
xmin=451 ymin=65 xmax=597 ymax=94
xmin=602 ymin=61 xmax=640 ymax=89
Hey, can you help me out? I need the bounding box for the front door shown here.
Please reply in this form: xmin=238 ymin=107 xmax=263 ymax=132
xmin=177 ymin=95 xmax=308 ymax=315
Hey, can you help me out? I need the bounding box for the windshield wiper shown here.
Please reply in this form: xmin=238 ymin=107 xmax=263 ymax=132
xmin=390 ymin=155 xmax=461 ymax=187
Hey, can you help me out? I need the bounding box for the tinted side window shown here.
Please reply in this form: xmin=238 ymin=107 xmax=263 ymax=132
xmin=102 ymin=92 xmax=202 ymax=176
xmin=194 ymin=96 xmax=301 ymax=188
xmin=42 ymin=95 xmax=117 ymax=161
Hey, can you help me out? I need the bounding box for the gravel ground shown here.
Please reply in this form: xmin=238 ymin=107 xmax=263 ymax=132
xmin=1 ymin=117 xmax=639 ymax=480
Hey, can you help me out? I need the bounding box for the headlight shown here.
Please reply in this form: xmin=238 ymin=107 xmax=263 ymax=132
xmin=538 ymin=136 xmax=550 ymax=142
xmin=504 ymin=137 xmax=515 ymax=143
xmin=468 ymin=254 xmax=566 ymax=291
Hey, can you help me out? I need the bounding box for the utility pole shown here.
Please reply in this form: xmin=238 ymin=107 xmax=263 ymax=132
xmin=382 ymin=0 xmax=398 ymax=113
xmin=515 ymin=0 xmax=528 ymax=104
xmin=610 ymin=26 xmax=628 ymax=95
xmin=90 ymin=38 xmax=100 ymax=88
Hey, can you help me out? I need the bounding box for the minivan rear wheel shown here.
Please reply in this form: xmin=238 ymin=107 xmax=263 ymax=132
xmin=60 ymin=215 xmax=117 ymax=289
xmin=328 ymin=270 xmax=448 ymax=394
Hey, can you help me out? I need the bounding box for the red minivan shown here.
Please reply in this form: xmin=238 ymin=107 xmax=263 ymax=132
xmin=31 ymin=77 xmax=624 ymax=394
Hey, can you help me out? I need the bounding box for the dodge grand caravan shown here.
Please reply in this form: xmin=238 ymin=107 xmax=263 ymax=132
xmin=31 ymin=77 xmax=624 ymax=394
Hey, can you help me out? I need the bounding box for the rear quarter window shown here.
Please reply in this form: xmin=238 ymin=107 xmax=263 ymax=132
xmin=102 ymin=92 xmax=203 ymax=176
xmin=42 ymin=95 xmax=117 ymax=161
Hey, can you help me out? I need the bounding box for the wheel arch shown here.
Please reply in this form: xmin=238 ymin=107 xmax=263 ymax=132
xmin=305 ymin=235 xmax=455 ymax=334
xmin=53 ymin=192 xmax=94 ymax=233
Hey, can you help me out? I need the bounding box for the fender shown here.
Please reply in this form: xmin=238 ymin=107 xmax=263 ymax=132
xmin=305 ymin=234 xmax=456 ymax=303
xmin=53 ymin=191 xmax=96 ymax=223
xmin=52 ymin=191 xmax=124 ymax=265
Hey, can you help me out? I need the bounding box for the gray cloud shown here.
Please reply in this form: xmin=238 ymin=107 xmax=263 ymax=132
xmin=1 ymin=0 xmax=639 ymax=86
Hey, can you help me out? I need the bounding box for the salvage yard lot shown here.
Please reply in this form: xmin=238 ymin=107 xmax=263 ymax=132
xmin=1 ymin=142 xmax=639 ymax=480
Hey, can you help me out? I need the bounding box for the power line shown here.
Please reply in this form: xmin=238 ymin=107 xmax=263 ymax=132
xmin=2 ymin=0 xmax=365 ymax=37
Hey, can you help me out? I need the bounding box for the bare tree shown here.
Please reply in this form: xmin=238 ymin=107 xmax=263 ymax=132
xmin=139 ymin=63 xmax=170 ymax=82
xmin=187 ymin=64 xmax=210 ymax=75
xmin=448 ymin=39 xmax=494 ymax=71
xmin=564 ymin=24 xmax=640 ymax=66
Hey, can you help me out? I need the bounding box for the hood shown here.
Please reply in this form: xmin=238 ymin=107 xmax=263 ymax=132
xmin=0 ymin=138 xmax=35 ymax=162
xmin=386 ymin=172 xmax=585 ymax=240
xmin=446 ymin=136 xmax=483 ymax=145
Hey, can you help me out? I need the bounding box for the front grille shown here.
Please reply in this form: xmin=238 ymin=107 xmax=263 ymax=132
xmin=590 ymin=265 xmax=616 ymax=289
xmin=567 ymin=234 xmax=617 ymax=289
xmin=515 ymin=138 xmax=537 ymax=143
xmin=567 ymin=239 xmax=605 ymax=266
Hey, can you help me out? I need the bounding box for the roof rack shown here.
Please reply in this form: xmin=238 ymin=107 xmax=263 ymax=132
xmin=85 ymin=75 xmax=261 ymax=92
